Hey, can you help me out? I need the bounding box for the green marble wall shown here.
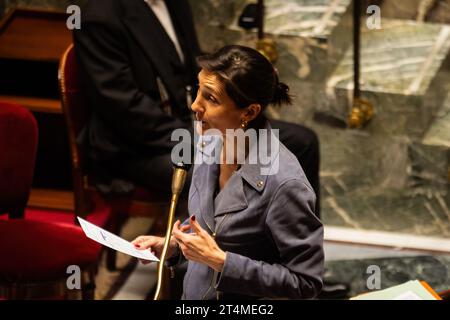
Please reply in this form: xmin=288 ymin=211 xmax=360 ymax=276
xmin=380 ymin=0 xmax=450 ymax=24
xmin=189 ymin=0 xmax=450 ymax=239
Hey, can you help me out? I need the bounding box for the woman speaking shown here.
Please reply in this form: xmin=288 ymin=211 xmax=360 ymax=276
xmin=132 ymin=45 xmax=324 ymax=300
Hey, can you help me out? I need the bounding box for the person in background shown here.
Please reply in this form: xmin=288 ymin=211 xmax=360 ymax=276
xmin=73 ymin=0 xmax=200 ymax=195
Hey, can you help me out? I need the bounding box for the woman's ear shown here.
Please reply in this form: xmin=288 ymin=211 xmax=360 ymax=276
xmin=243 ymin=103 xmax=262 ymax=122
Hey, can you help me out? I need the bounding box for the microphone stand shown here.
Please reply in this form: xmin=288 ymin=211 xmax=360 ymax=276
xmin=154 ymin=162 xmax=191 ymax=300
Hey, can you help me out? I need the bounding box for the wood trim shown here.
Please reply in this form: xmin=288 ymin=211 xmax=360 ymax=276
xmin=28 ymin=188 xmax=74 ymax=212
xmin=8 ymin=7 xmax=68 ymax=20
xmin=58 ymin=43 xmax=92 ymax=218
xmin=0 ymin=7 xmax=72 ymax=62
xmin=0 ymin=95 xmax=61 ymax=113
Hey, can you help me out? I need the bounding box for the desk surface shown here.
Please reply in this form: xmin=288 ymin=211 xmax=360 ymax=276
xmin=0 ymin=8 xmax=72 ymax=62
xmin=0 ymin=8 xmax=69 ymax=113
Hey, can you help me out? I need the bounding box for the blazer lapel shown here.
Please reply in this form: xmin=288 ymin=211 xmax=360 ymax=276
xmin=165 ymin=0 xmax=201 ymax=71
xmin=120 ymin=0 xmax=182 ymax=103
xmin=193 ymin=164 xmax=249 ymax=230
xmin=193 ymin=162 xmax=218 ymax=235
xmin=193 ymin=135 xmax=249 ymax=225
xmin=213 ymin=174 xmax=248 ymax=217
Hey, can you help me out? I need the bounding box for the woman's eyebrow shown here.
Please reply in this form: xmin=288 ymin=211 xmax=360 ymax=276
xmin=202 ymin=84 xmax=220 ymax=98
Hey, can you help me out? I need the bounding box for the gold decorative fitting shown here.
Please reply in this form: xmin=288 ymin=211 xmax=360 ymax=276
xmin=348 ymin=97 xmax=374 ymax=129
xmin=257 ymin=180 xmax=264 ymax=188
xmin=256 ymin=38 xmax=278 ymax=64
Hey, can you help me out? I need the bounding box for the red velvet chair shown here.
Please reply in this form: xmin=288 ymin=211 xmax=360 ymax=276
xmin=0 ymin=102 xmax=37 ymax=219
xmin=58 ymin=44 xmax=169 ymax=270
xmin=0 ymin=103 xmax=101 ymax=299
xmin=0 ymin=220 xmax=100 ymax=299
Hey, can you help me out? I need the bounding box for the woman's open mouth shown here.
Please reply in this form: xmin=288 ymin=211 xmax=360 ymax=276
xmin=196 ymin=119 xmax=209 ymax=134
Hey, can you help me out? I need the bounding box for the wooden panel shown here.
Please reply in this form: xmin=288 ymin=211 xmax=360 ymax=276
xmin=0 ymin=8 xmax=73 ymax=198
xmin=0 ymin=95 xmax=61 ymax=113
xmin=28 ymin=188 xmax=74 ymax=211
xmin=0 ymin=8 xmax=72 ymax=62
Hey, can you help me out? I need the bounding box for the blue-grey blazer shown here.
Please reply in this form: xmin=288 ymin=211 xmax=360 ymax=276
xmin=180 ymin=122 xmax=324 ymax=300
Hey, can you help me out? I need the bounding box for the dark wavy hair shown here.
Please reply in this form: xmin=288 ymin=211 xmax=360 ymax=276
xmin=196 ymin=45 xmax=292 ymax=128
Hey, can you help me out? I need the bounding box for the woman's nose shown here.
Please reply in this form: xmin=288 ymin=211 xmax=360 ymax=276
xmin=190 ymin=95 xmax=203 ymax=113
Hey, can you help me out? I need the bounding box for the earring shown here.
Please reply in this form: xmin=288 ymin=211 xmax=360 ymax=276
xmin=240 ymin=120 xmax=248 ymax=129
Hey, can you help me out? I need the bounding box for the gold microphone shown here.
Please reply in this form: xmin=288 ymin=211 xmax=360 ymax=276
xmin=154 ymin=161 xmax=191 ymax=300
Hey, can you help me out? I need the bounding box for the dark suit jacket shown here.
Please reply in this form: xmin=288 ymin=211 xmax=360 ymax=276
xmin=73 ymin=0 xmax=201 ymax=164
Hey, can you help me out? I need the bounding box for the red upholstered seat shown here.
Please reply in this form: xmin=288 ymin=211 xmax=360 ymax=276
xmin=0 ymin=104 xmax=99 ymax=299
xmin=0 ymin=102 xmax=38 ymax=218
xmin=0 ymin=201 xmax=111 ymax=228
xmin=0 ymin=220 xmax=101 ymax=282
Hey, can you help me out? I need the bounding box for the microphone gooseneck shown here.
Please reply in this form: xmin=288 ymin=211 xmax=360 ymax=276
xmin=154 ymin=162 xmax=191 ymax=300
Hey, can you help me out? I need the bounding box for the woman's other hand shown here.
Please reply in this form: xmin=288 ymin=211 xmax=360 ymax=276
xmin=172 ymin=215 xmax=226 ymax=272
xmin=131 ymin=235 xmax=178 ymax=264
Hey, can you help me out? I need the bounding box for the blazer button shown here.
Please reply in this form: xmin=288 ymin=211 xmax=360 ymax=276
xmin=257 ymin=180 xmax=264 ymax=188
xmin=200 ymin=141 xmax=206 ymax=149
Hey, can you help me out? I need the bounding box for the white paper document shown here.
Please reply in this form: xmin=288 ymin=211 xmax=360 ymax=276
xmin=77 ymin=217 xmax=159 ymax=262
xmin=393 ymin=291 xmax=423 ymax=300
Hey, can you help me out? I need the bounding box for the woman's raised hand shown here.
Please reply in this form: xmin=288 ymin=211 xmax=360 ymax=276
xmin=172 ymin=215 xmax=226 ymax=272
